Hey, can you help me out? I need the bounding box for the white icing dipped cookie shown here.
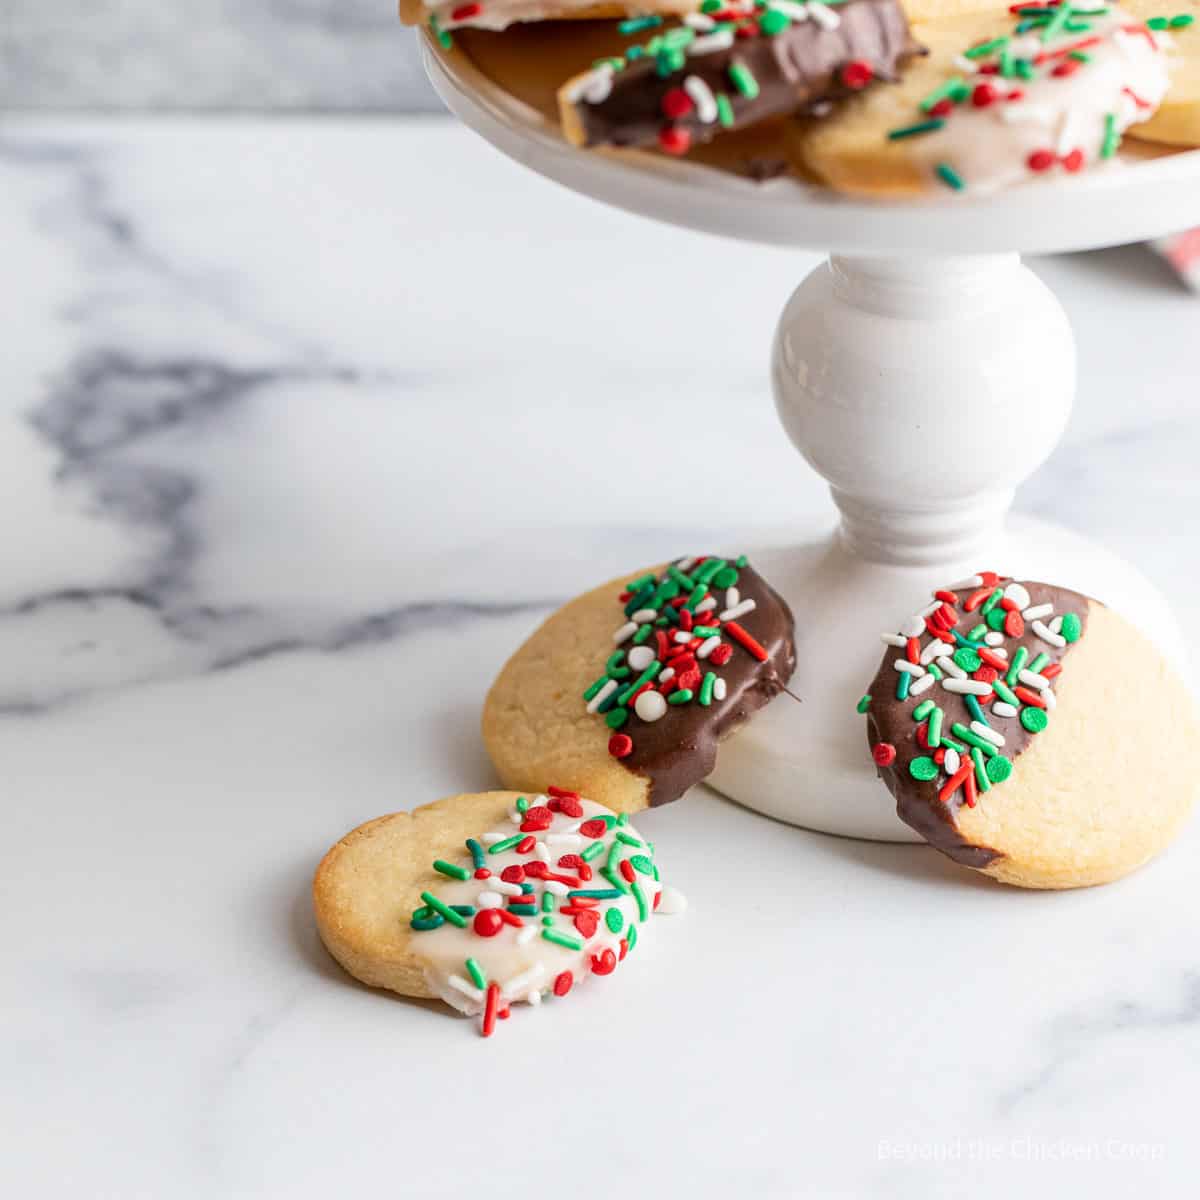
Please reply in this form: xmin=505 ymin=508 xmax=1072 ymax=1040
xmin=796 ymin=3 xmax=1174 ymax=195
xmin=314 ymin=789 xmax=681 ymax=1036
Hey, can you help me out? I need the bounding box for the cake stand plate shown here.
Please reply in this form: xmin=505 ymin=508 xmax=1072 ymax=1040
xmin=423 ymin=34 xmax=1200 ymax=840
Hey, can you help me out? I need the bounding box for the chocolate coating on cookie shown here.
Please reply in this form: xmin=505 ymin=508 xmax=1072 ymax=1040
xmin=863 ymin=577 xmax=1089 ymax=866
xmin=607 ymin=561 xmax=796 ymax=806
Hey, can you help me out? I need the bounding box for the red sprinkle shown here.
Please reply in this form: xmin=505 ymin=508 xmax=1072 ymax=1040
xmin=916 ymin=722 xmax=930 ymax=750
xmin=906 ymin=637 xmax=921 ymax=664
xmin=679 ymin=607 xmax=694 ymax=632
xmin=964 ymin=587 xmax=993 ymax=612
xmin=979 ymin=648 xmax=1009 ymax=672
xmin=1007 ymin=89 xmax=1025 ymax=101
xmin=473 ymin=868 xmax=491 ymax=880
xmin=620 ymin=859 xmax=637 ymax=883
xmin=661 ymin=87 xmax=694 ymax=120
xmin=709 ymin=643 xmax=733 ymax=666
xmin=933 ymin=747 xmax=947 ymax=765
xmin=840 ymin=59 xmax=874 ymax=89
xmin=658 ymin=126 xmax=692 ymax=156
xmin=557 ymin=854 xmax=585 ymax=871
xmin=934 ymin=590 xmax=959 ymax=605
xmin=451 ymin=2 xmax=482 ymax=17
xmin=520 ymin=806 xmax=553 ymax=832
xmin=1015 ymin=686 xmax=1047 ymax=709
xmin=929 ymin=98 xmax=955 ymax=117
xmin=580 ymin=817 xmax=608 ymax=838
xmin=872 ymin=742 xmax=897 ymax=768
xmin=574 ymin=910 xmax=599 ymax=938
xmin=1004 ymin=610 xmax=1025 ymax=638
xmin=516 ymin=835 xmax=536 ymax=854
xmin=591 ymin=949 xmax=618 ymax=976
xmin=939 ymin=758 xmax=975 ymax=804
xmin=498 ymin=908 xmax=524 ymax=927
xmin=653 ymin=890 xmax=661 ymax=910
xmin=618 ymin=938 xmax=629 ymax=961
xmin=481 ymin=982 xmax=500 ymax=1037
xmin=474 ymin=909 xmax=503 ymax=938
xmin=1028 ymin=148 xmax=1056 ymax=172
xmin=1042 ymin=663 xmax=1063 ymax=679
xmin=500 ymin=864 xmax=525 ymax=884
xmin=972 ymin=82 xmax=998 ymax=107
xmin=655 ymin=631 xmax=669 ymax=659
xmin=553 ymin=971 xmax=573 ymax=997
xmin=725 ymin=621 xmax=769 ymax=662
xmin=608 ymin=734 xmax=633 ymax=760
xmin=1062 ymin=148 xmax=1085 ymax=173
xmin=1052 ymin=59 xmax=1080 ymax=77
xmin=973 ymin=666 xmax=999 ymax=684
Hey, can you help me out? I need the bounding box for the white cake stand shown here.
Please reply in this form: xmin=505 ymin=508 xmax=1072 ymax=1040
xmin=423 ymin=34 xmax=1200 ymax=841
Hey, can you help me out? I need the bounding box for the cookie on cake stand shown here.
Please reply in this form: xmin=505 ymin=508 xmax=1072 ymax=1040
xmin=421 ymin=28 xmax=1200 ymax=841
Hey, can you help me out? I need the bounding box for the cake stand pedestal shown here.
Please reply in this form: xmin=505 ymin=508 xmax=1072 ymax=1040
xmin=423 ymin=34 xmax=1200 ymax=841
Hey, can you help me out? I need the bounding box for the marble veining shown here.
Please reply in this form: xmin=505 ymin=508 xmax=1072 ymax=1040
xmin=3 ymin=118 xmax=1200 ymax=1199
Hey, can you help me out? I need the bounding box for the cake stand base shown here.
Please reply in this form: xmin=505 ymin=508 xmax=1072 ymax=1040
xmin=708 ymin=516 xmax=1185 ymax=840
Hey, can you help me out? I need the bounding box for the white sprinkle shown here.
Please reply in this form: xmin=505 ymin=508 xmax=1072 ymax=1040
xmin=1049 ymin=615 xmax=1064 ymax=634
xmin=900 ymin=616 xmax=926 ymax=638
xmin=476 ymin=891 xmax=503 ymax=909
xmin=489 ymin=879 xmax=522 ymax=896
xmin=695 ymin=596 xmax=718 ymax=614
xmin=937 ymin=656 xmax=967 ymax=680
xmin=919 ymin=602 xmax=942 ymax=619
xmin=633 ymin=608 xmax=658 ymax=624
xmin=970 ymin=721 xmax=1006 ymax=747
xmin=1004 ymin=583 xmax=1031 ymax=611
xmin=545 ymin=880 xmax=570 ymax=896
xmin=881 ymin=633 xmax=908 ymax=647
xmin=586 ymin=679 xmax=618 ymax=714
xmin=635 ymin=690 xmax=668 ymax=722
xmin=656 ymin=885 xmax=688 ymax=915
xmin=516 ymin=924 xmax=538 ymax=946
xmin=448 ymin=975 xmax=484 ymax=1003
xmin=683 ymin=73 xmax=719 ymax=124
xmin=684 ymin=11 xmax=716 ymax=29
xmin=984 ymin=632 xmax=1005 ymax=647
xmin=713 ymin=677 xmax=728 ymax=701
xmin=921 ymin=639 xmax=948 ymax=665
xmin=676 ymin=557 xmax=697 ymax=573
xmin=944 ymin=748 xmax=961 ymax=775
xmin=508 ymin=809 xmax=522 ymax=825
xmin=1055 ymin=109 xmax=1079 ymax=157
xmin=658 ymin=666 xmax=676 ymax=683
xmin=894 ymin=660 xmax=926 ymax=677
xmin=808 ymin=0 xmax=840 ymax=29
xmin=1018 ymin=669 xmax=1050 ymax=692
xmin=534 ymin=841 xmax=550 ymax=863
xmin=1023 ymin=603 xmax=1053 ymax=621
xmin=989 ymin=645 xmax=1009 ymax=659
xmin=942 ymin=678 xmax=994 ymax=696
xmin=564 ymin=65 xmax=614 ymax=106
xmin=1043 ymin=689 xmax=1057 ymax=711
xmin=697 ymin=635 xmax=722 ymax=660
xmin=688 ymin=29 xmax=736 ymax=54
xmin=992 ymin=701 xmax=1018 ymax=718
xmin=546 ymin=834 xmax=583 ymax=849
xmin=947 ymin=575 xmax=983 ymax=591
xmin=909 ymin=673 xmax=936 ymax=696
xmin=720 ymin=598 xmax=757 ymax=622
xmin=725 ymin=587 xmax=740 ymax=609
xmin=482 ymin=832 xmax=507 ymax=845
xmin=502 ymin=964 xmax=546 ymax=1002
xmin=953 ymin=54 xmax=977 ymax=72
xmin=527 ymin=988 xmax=542 ymax=1007
xmin=613 ymin=621 xmax=637 ymax=645
xmin=769 ymin=0 xmax=811 ymax=17
xmin=627 ymin=644 xmax=655 ymax=672
xmin=1032 ymin=620 xmax=1066 ymax=648
xmin=674 ymin=630 xmax=693 ymax=644
xmin=1000 ymin=103 xmax=1058 ymax=125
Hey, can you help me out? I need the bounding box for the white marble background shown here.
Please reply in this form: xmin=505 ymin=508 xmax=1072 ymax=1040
xmin=3 ymin=116 xmax=1200 ymax=1198
xmin=4 ymin=0 xmax=437 ymax=110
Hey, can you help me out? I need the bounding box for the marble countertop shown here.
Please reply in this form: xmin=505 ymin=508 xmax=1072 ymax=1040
xmin=4 ymin=117 xmax=1200 ymax=1199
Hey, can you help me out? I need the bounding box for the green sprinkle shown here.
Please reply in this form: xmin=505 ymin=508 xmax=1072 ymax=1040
xmin=618 ymin=660 xmax=662 ymax=705
xmin=1061 ymin=612 xmax=1082 ymax=642
xmin=760 ymin=8 xmax=790 ymax=34
xmin=583 ymin=675 xmax=608 ymax=702
xmin=701 ymin=0 xmax=721 ymax=9
xmin=605 ymin=651 xmax=631 ymax=679
xmin=928 ymin=706 xmax=944 ymax=749
xmin=542 ymin=891 xmax=555 ymax=913
xmin=699 ymin=672 xmax=716 ymax=706
xmin=735 ymin=554 xmax=749 ymax=567
xmin=1021 ymin=706 xmax=1048 ymax=733
xmin=628 ymin=923 xmax=639 ymax=951
xmin=1171 ymin=13 xmax=1195 ymax=27
xmin=419 ymin=892 xmax=467 ymax=928
xmin=616 ymin=831 xmax=643 ymax=847
xmin=897 ymin=671 xmax=911 ymax=701
xmin=428 ymin=14 xmax=452 ymax=50
xmin=449 ymin=905 xmax=474 ymax=917
xmin=1006 ymin=646 xmax=1029 ymax=688
xmin=716 ymin=93 xmax=735 ymax=128
xmin=981 ymin=588 xmax=1004 ymax=615
xmin=542 ymin=928 xmax=583 ymax=951
xmin=954 ymin=647 xmax=982 ymax=673
xmin=593 ymin=55 xmax=625 ymax=70
xmin=1028 ymin=653 xmax=1050 ymax=675
xmin=541 ymin=915 xmax=553 ymax=927
xmin=941 ymin=734 xmax=968 ymax=754
xmin=936 ymin=163 xmax=966 ymax=191
xmin=626 ymin=572 xmax=656 ymax=594
xmin=509 ymin=904 xmax=537 ymax=916
xmin=568 ymin=888 xmax=622 ymax=899
xmin=1015 ymin=57 xmax=1036 ymax=80
xmin=685 ymin=584 xmax=709 ymax=611
xmin=965 ymin=694 xmax=988 ymax=727
xmin=966 ymin=36 xmax=1009 ymax=58
xmin=972 ymin=746 xmax=992 ymax=793
xmin=692 ymin=559 xmax=727 ymax=586
xmin=410 ymin=912 xmax=443 ymax=931
xmin=713 ymin=566 xmax=739 ymax=588
xmin=656 ymin=48 xmax=685 ymax=76
xmin=887 ymin=118 xmax=945 ymax=140
xmin=693 ymin=625 xmax=721 ymax=638
xmin=928 ymin=663 xmax=944 ymax=680
xmin=668 ymin=564 xmax=694 ymax=589
xmin=856 ymin=694 xmax=872 ymax=713
xmin=629 ymin=854 xmax=654 ymax=875
xmin=619 ymin=14 xmax=662 ymax=33
xmin=668 ymin=689 xmax=693 ymax=705
xmin=919 ymin=76 xmax=969 ymax=111
xmin=606 ymin=907 xmax=625 ymax=933
xmin=632 ymin=880 xmax=650 ymax=922
xmin=950 ymin=723 xmax=997 ymax=757
xmin=433 ymin=859 xmax=469 ymax=881
xmin=1101 ymin=111 xmax=1120 ymax=159
xmin=1069 ymin=49 xmax=1092 ymax=60
xmin=913 ymin=699 xmax=935 ymax=721
xmin=488 ymin=834 xmax=523 ymax=855
xmin=602 ymin=865 xmax=631 ymax=896
xmin=626 ymin=45 xmax=645 ymax=60
xmin=633 ymin=623 xmax=654 ymax=644
xmin=465 ymin=958 xmax=487 ymax=989
xmin=1148 ymin=14 xmax=1170 ymax=28
xmin=986 ymin=755 xmax=1013 ymax=783
xmin=580 ymin=841 xmax=606 ymax=862
xmin=910 ymin=756 xmax=939 ymax=781
xmin=1041 ymin=1 xmax=1074 ymax=42
xmin=624 ymin=584 xmax=655 ymax=618
xmin=728 ymin=61 xmax=760 ymax=99
xmin=992 ymin=679 xmax=1020 ymax=707
xmin=615 ymin=813 xmax=627 ymax=827
xmin=605 ymin=707 xmax=628 ymax=729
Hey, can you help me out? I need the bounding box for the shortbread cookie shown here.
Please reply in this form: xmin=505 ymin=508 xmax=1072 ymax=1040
xmin=796 ymin=5 xmax=1172 ymax=195
xmin=314 ymin=788 xmax=681 ymax=1036
xmin=861 ymin=573 xmax=1198 ymax=889
xmin=407 ymin=0 xmax=696 ymax=36
xmin=1124 ymin=1 xmax=1200 ymax=144
xmin=484 ymin=556 xmax=796 ymax=812
xmin=558 ymin=0 xmax=922 ymax=155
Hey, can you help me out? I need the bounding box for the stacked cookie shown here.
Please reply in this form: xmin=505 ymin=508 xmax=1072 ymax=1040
xmin=408 ymin=0 xmax=1200 ymax=194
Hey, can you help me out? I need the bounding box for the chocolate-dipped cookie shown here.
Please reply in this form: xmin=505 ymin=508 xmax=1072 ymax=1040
xmin=861 ymin=572 xmax=1198 ymax=888
xmin=484 ymin=555 xmax=796 ymax=812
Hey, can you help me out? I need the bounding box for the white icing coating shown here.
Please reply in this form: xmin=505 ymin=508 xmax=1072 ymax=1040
xmin=415 ymin=797 xmax=666 ymax=1023
xmin=909 ymin=10 xmax=1170 ymax=195
xmin=430 ymin=0 xmax=696 ymax=33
